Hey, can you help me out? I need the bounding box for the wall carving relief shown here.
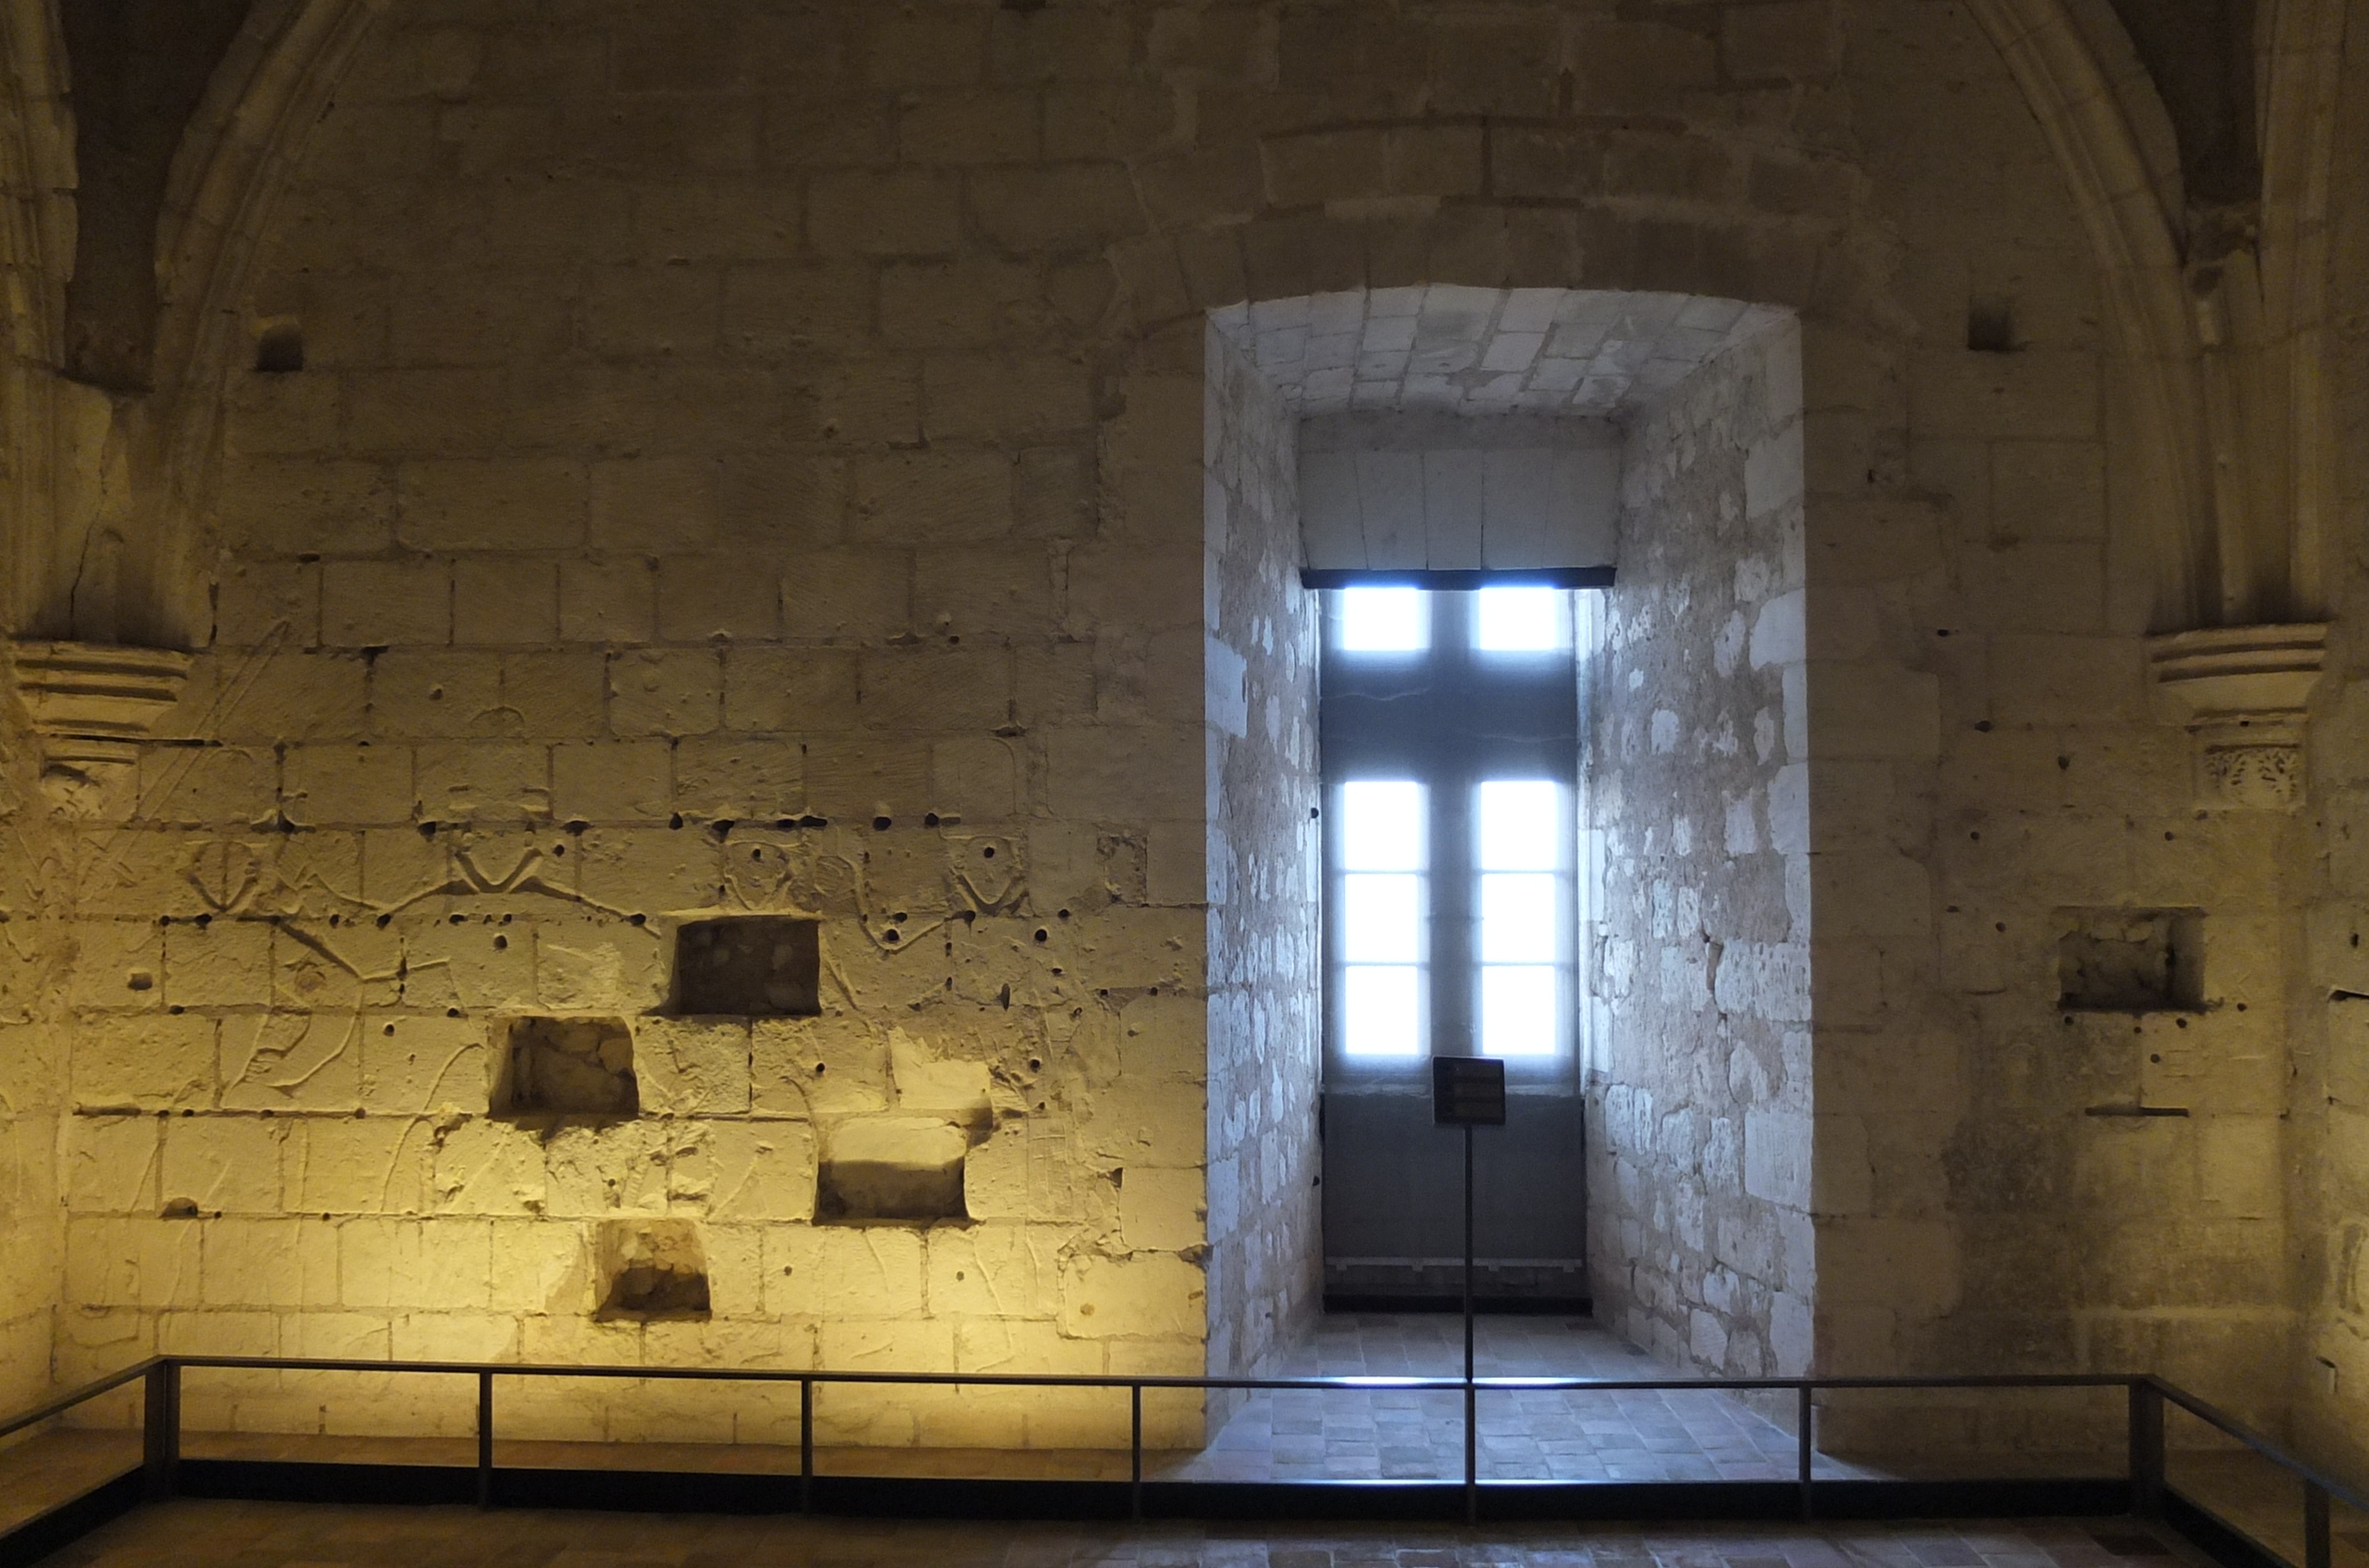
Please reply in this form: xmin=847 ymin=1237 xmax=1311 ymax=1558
xmin=2147 ymin=621 xmax=2327 ymax=808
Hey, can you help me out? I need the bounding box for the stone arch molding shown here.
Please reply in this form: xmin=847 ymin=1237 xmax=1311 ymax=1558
xmin=143 ymin=0 xmax=390 ymax=649
xmin=1964 ymin=0 xmax=2218 ymax=628
xmin=0 ymin=0 xmax=381 ymax=790
xmin=1 ymin=0 xmax=382 ymax=656
xmin=1969 ymin=0 xmax=2350 ymax=804
xmin=0 ymin=0 xmax=77 ymax=633
xmin=1966 ymin=0 xmax=2348 ymax=638
xmin=21 ymin=3 xmax=2340 ymax=638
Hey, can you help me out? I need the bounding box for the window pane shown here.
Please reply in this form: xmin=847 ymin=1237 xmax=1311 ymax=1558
xmin=1343 ymin=966 xmax=1422 ymax=1057
xmin=1340 ymin=780 xmax=1424 ymax=871
xmin=1343 ymin=873 xmax=1421 ymax=962
xmin=1480 ymin=966 xmax=1558 ymax=1058
xmin=1339 ymin=586 xmax=1428 ymax=652
xmin=1476 ymin=780 xmax=1560 ymax=871
xmin=1480 ymin=872 xmax=1557 ymax=963
xmin=1474 ymin=587 xmax=1565 ymax=651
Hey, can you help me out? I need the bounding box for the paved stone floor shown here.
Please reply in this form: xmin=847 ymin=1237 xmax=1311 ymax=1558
xmin=1171 ymin=1314 xmax=1801 ymax=1482
xmin=33 ymin=1498 xmax=2203 ymax=1568
xmin=8 ymin=1315 xmax=2364 ymax=1568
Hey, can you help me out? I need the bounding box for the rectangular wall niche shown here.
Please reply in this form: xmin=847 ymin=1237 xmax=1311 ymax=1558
xmin=490 ymin=1016 xmax=637 ymax=1119
xmin=2056 ymin=909 xmax=2203 ymax=1012
xmin=818 ymin=1118 xmax=969 ymax=1222
xmin=594 ymin=1218 xmax=711 ymax=1320
xmin=672 ymin=916 xmax=820 ymax=1015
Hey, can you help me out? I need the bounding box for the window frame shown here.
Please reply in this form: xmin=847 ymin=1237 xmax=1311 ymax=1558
xmin=1319 ymin=585 xmax=1583 ymax=1084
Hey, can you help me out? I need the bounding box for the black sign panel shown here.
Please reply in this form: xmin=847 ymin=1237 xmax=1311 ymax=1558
xmin=1431 ymin=1057 xmax=1506 ymax=1126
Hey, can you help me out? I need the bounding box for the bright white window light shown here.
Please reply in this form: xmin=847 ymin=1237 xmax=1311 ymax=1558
xmin=1480 ymin=966 xmax=1558 ymax=1057
xmin=1343 ymin=965 xmax=1422 ymax=1057
xmin=1340 ymin=780 xmax=1424 ymax=871
xmin=1339 ymin=587 xmax=1428 ymax=653
xmin=1474 ymin=586 xmax=1566 ymax=652
xmin=1339 ymin=779 xmax=1425 ymax=1059
xmin=1343 ymin=873 xmax=1421 ymax=962
xmin=1477 ymin=779 xmax=1562 ymax=1059
xmin=1476 ymin=780 xmax=1560 ymax=871
xmin=1481 ymin=872 xmax=1557 ymax=964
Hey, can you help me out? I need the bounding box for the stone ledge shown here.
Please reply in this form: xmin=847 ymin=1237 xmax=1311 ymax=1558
xmin=2146 ymin=622 xmax=2327 ymax=722
xmin=2145 ymin=622 xmax=2328 ymax=809
xmin=8 ymin=639 xmax=193 ymax=770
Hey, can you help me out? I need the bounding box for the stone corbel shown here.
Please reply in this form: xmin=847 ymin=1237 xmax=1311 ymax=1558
xmin=2147 ymin=623 xmax=2328 ymax=809
xmin=8 ymin=639 xmax=193 ymax=778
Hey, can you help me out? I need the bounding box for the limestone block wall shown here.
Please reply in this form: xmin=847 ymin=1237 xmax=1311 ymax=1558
xmin=0 ymin=696 xmax=66 ymax=1417
xmin=2296 ymin=1 xmax=2369 ymax=1482
xmin=1805 ymin=0 xmax=2300 ymax=1454
xmin=1200 ymin=325 xmax=1321 ymax=1394
xmin=0 ymin=0 xmax=2352 ymax=1475
xmin=50 ymin=0 xmax=1227 ymax=1449
xmin=1586 ymin=316 xmax=1811 ymax=1380
xmin=1298 ymin=411 xmax=1620 ymax=573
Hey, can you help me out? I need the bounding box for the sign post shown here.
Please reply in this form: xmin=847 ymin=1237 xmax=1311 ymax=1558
xmin=1433 ymin=1056 xmax=1506 ymax=1523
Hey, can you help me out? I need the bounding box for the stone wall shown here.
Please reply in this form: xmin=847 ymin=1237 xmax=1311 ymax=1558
xmin=1587 ymin=316 xmax=1811 ymax=1382
xmin=1298 ymin=411 xmax=1621 ymax=572
xmin=0 ymin=0 xmax=2355 ymax=1481
xmin=1807 ymin=0 xmax=2298 ymax=1454
xmin=1200 ymin=324 xmax=1321 ymax=1398
xmin=0 ymin=692 xmax=65 ymax=1417
xmin=52 ymin=0 xmax=1220 ymax=1449
xmin=2297 ymin=0 xmax=2369 ymax=1482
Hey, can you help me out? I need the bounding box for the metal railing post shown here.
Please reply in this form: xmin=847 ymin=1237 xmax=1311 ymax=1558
xmin=2128 ymin=1379 xmax=2165 ymax=1519
xmin=1130 ymin=1384 xmax=1143 ymax=1521
xmin=140 ymin=1360 xmax=179 ymax=1501
xmin=2305 ymin=1481 xmax=2331 ymax=1568
xmin=799 ymin=1376 xmax=814 ymax=1513
xmin=476 ymin=1371 xmax=494 ymax=1508
xmin=1464 ymin=1378 xmax=1478 ymax=1524
xmin=1796 ymin=1383 xmax=1815 ymax=1521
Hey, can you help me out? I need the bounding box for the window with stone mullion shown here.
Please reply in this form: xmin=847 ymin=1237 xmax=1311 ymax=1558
xmin=1321 ymin=586 xmax=1579 ymax=1073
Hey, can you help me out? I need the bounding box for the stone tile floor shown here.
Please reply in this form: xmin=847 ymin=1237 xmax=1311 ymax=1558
xmin=1169 ymin=1314 xmax=1802 ymax=1483
xmin=30 ymin=1499 xmax=2221 ymax=1568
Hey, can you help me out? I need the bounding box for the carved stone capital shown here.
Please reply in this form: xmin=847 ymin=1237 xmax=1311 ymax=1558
xmin=2146 ymin=623 xmax=2327 ymax=809
xmin=8 ymin=640 xmax=193 ymax=771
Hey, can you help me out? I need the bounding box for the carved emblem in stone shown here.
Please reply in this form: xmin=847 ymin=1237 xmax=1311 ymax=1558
xmin=2146 ymin=622 xmax=2326 ymax=810
xmin=2201 ymin=744 xmax=2303 ymax=809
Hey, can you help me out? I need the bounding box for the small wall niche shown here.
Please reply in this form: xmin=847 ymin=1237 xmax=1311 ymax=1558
xmin=594 ymin=1218 xmax=711 ymax=1321
xmin=253 ymin=317 xmax=305 ymax=373
xmin=490 ymin=1016 xmax=638 ymax=1119
xmin=2056 ymin=909 xmax=2202 ymax=1012
xmin=817 ymin=1117 xmax=969 ymax=1223
xmin=671 ymin=915 xmax=819 ymax=1015
xmin=1966 ymin=295 xmax=2017 ymax=353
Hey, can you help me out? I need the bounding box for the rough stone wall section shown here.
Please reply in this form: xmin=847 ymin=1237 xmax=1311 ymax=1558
xmin=52 ymin=0 xmax=1221 ymax=1449
xmin=1298 ymin=411 xmax=1621 ymax=573
xmin=1811 ymin=0 xmax=2299 ymax=1456
xmin=1586 ymin=318 xmax=1812 ymax=1383
xmin=2296 ymin=0 xmax=2369 ymax=1483
xmin=0 ymin=689 xmax=66 ymax=1415
xmin=3 ymin=0 xmax=2356 ymax=1474
xmin=1200 ymin=324 xmax=1321 ymax=1405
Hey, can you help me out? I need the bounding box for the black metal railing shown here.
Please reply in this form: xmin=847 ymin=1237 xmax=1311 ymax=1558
xmin=3 ymin=1355 xmax=2364 ymax=1561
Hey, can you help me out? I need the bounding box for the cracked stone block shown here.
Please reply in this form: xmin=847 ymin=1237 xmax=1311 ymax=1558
xmin=594 ymin=1217 xmax=710 ymax=1320
xmin=670 ymin=915 xmax=819 ymax=1015
xmin=817 ymin=1116 xmax=967 ymax=1223
xmin=490 ymin=1015 xmax=637 ymax=1119
xmin=2056 ymin=909 xmax=2202 ymax=1012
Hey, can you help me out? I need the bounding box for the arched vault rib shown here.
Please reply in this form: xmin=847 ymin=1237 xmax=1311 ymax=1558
xmin=1964 ymin=0 xmax=2222 ymax=629
xmin=143 ymin=0 xmax=388 ymax=648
